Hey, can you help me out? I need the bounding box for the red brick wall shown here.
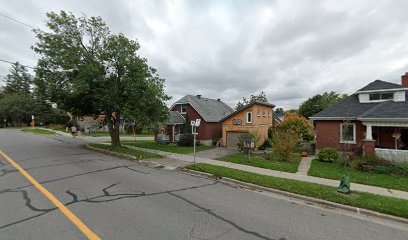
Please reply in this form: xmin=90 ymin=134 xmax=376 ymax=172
xmin=315 ymin=120 xmax=365 ymax=153
xmin=171 ymin=104 xmax=222 ymax=141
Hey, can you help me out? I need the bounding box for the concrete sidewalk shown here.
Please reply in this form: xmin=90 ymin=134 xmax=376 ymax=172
xmin=124 ymin=145 xmax=408 ymax=201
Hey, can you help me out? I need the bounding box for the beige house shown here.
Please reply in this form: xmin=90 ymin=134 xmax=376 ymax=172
xmin=220 ymin=101 xmax=275 ymax=148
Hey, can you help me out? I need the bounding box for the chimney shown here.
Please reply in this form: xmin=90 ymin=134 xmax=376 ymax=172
xmin=196 ymin=95 xmax=202 ymax=99
xmin=217 ymin=98 xmax=221 ymax=102
xmin=402 ymin=72 xmax=408 ymax=87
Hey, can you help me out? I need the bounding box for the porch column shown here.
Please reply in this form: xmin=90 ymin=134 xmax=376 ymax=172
xmin=172 ymin=125 xmax=175 ymax=143
xmin=362 ymin=122 xmax=375 ymax=156
xmin=365 ymin=123 xmax=373 ymax=140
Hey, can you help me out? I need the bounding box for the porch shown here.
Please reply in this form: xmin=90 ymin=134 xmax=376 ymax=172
xmin=363 ymin=121 xmax=408 ymax=162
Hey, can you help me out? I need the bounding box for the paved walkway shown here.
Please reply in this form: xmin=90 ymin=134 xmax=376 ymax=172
xmin=123 ymin=145 xmax=408 ymax=200
xmin=297 ymin=157 xmax=313 ymax=175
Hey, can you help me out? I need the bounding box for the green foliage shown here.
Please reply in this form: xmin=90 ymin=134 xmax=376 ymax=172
xmin=0 ymin=93 xmax=32 ymax=126
xmin=317 ymin=147 xmax=339 ymax=162
xmin=258 ymin=138 xmax=272 ymax=150
xmin=32 ymin=11 xmax=170 ymax=146
xmin=3 ymin=62 xmax=32 ymax=96
xmin=212 ymin=134 xmax=221 ymax=146
xmin=298 ymin=91 xmax=348 ymax=118
xmin=235 ymin=91 xmax=268 ymax=111
xmin=272 ymin=127 xmax=300 ymax=162
xmin=178 ymin=133 xmax=194 ymax=147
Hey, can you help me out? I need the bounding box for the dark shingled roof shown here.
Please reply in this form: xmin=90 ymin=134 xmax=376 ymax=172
xmin=357 ymin=80 xmax=406 ymax=92
xmin=166 ymin=111 xmax=185 ymax=125
xmin=174 ymin=95 xmax=234 ymax=122
xmin=311 ymin=80 xmax=408 ymax=120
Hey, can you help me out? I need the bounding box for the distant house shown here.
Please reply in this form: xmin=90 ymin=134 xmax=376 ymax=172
xmin=220 ymin=101 xmax=275 ymax=148
xmin=310 ymin=73 xmax=408 ymax=161
xmin=163 ymin=95 xmax=234 ymax=145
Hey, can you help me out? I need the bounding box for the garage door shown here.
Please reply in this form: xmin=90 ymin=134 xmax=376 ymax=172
xmin=226 ymin=132 xmax=247 ymax=148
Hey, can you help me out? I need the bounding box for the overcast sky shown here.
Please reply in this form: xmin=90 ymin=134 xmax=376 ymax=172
xmin=1 ymin=0 xmax=408 ymax=109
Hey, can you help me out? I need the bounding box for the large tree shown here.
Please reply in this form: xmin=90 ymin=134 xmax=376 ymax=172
xmin=33 ymin=11 xmax=170 ymax=146
xmin=4 ymin=62 xmax=32 ymax=96
xmin=298 ymin=91 xmax=348 ymax=118
xmin=236 ymin=91 xmax=268 ymax=110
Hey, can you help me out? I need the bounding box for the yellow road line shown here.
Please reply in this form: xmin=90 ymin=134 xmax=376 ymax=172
xmin=0 ymin=150 xmax=100 ymax=240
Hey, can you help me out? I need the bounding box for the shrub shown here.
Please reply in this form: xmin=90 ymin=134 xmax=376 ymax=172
xmin=258 ymin=138 xmax=272 ymax=150
xmin=178 ymin=133 xmax=194 ymax=147
xmin=272 ymin=127 xmax=300 ymax=162
xmin=317 ymin=148 xmax=339 ymax=162
xmin=280 ymin=113 xmax=314 ymax=141
xmin=212 ymin=134 xmax=221 ymax=146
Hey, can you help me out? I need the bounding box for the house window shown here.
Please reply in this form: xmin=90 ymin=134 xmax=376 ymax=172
xmin=257 ymin=110 xmax=261 ymax=116
xmin=268 ymin=111 xmax=271 ymax=117
xmin=246 ymin=112 xmax=252 ymax=124
xmin=340 ymin=123 xmax=356 ymax=144
xmin=181 ymin=104 xmax=187 ymax=114
xmin=263 ymin=111 xmax=266 ymax=117
xmin=369 ymin=92 xmax=393 ymax=101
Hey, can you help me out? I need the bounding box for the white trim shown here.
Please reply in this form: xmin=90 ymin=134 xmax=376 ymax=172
xmin=310 ymin=117 xmax=356 ymax=120
xmin=246 ymin=112 xmax=252 ymax=124
xmin=340 ymin=123 xmax=356 ymax=144
xmin=355 ymin=87 xmax=408 ymax=94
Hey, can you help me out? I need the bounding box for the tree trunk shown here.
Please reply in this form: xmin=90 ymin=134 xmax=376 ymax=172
xmin=107 ymin=112 xmax=121 ymax=147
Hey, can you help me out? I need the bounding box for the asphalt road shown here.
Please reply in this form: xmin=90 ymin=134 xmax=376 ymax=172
xmin=0 ymin=129 xmax=407 ymax=240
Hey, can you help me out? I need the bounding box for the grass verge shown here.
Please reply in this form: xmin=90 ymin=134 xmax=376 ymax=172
xmin=82 ymin=132 xmax=153 ymax=137
xmin=217 ymin=152 xmax=301 ymax=173
xmin=308 ymin=160 xmax=408 ymax=192
xmin=88 ymin=143 xmax=162 ymax=160
xmin=122 ymin=140 xmax=214 ymax=154
xmin=186 ymin=163 xmax=408 ymax=219
xmin=21 ymin=128 xmax=55 ymax=135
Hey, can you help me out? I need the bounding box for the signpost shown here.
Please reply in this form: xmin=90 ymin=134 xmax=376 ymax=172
xmin=191 ymin=119 xmax=201 ymax=163
xmin=31 ymin=115 xmax=35 ymax=128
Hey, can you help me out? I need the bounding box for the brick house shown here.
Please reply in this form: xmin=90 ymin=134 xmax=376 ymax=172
xmin=220 ymin=101 xmax=275 ymax=148
xmin=310 ymin=73 xmax=408 ymax=161
xmin=163 ymin=95 xmax=234 ymax=145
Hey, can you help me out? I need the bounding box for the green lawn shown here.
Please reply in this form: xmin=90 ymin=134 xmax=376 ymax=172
xmin=217 ymin=153 xmax=301 ymax=173
xmin=308 ymin=160 xmax=408 ymax=192
xmin=21 ymin=128 xmax=55 ymax=135
xmin=88 ymin=143 xmax=162 ymax=159
xmin=122 ymin=140 xmax=214 ymax=154
xmin=186 ymin=163 xmax=408 ymax=219
xmin=82 ymin=132 xmax=153 ymax=137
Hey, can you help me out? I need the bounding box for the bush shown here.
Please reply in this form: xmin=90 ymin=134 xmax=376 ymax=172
xmin=178 ymin=133 xmax=194 ymax=147
xmin=317 ymin=148 xmax=339 ymax=162
xmin=272 ymin=127 xmax=300 ymax=162
xmin=258 ymin=138 xmax=272 ymax=150
xmin=212 ymin=134 xmax=221 ymax=146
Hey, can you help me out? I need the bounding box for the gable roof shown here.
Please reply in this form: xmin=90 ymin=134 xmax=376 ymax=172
xmin=220 ymin=101 xmax=275 ymax=122
xmin=166 ymin=111 xmax=185 ymax=125
xmin=173 ymin=95 xmax=234 ymax=122
xmin=357 ymin=80 xmax=407 ymax=92
xmin=311 ymin=80 xmax=408 ymax=120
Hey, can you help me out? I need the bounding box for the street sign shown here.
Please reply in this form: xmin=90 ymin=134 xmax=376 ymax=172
xmin=195 ymin=119 xmax=201 ymax=127
xmin=191 ymin=120 xmax=195 ymax=126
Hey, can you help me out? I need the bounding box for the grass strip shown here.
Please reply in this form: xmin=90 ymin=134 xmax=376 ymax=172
xmin=217 ymin=153 xmax=301 ymax=173
xmin=21 ymin=128 xmax=55 ymax=135
xmin=88 ymin=143 xmax=162 ymax=160
xmin=122 ymin=140 xmax=214 ymax=154
xmin=308 ymin=160 xmax=408 ymax=192
xmin=82 ymin=132 xmax=153 ymax=137
xmin=186 ymin=163 xmax=408 ymax=219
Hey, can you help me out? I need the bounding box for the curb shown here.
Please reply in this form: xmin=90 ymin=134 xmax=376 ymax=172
xmin=181 ymin=168 xmax=408 ymax=225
